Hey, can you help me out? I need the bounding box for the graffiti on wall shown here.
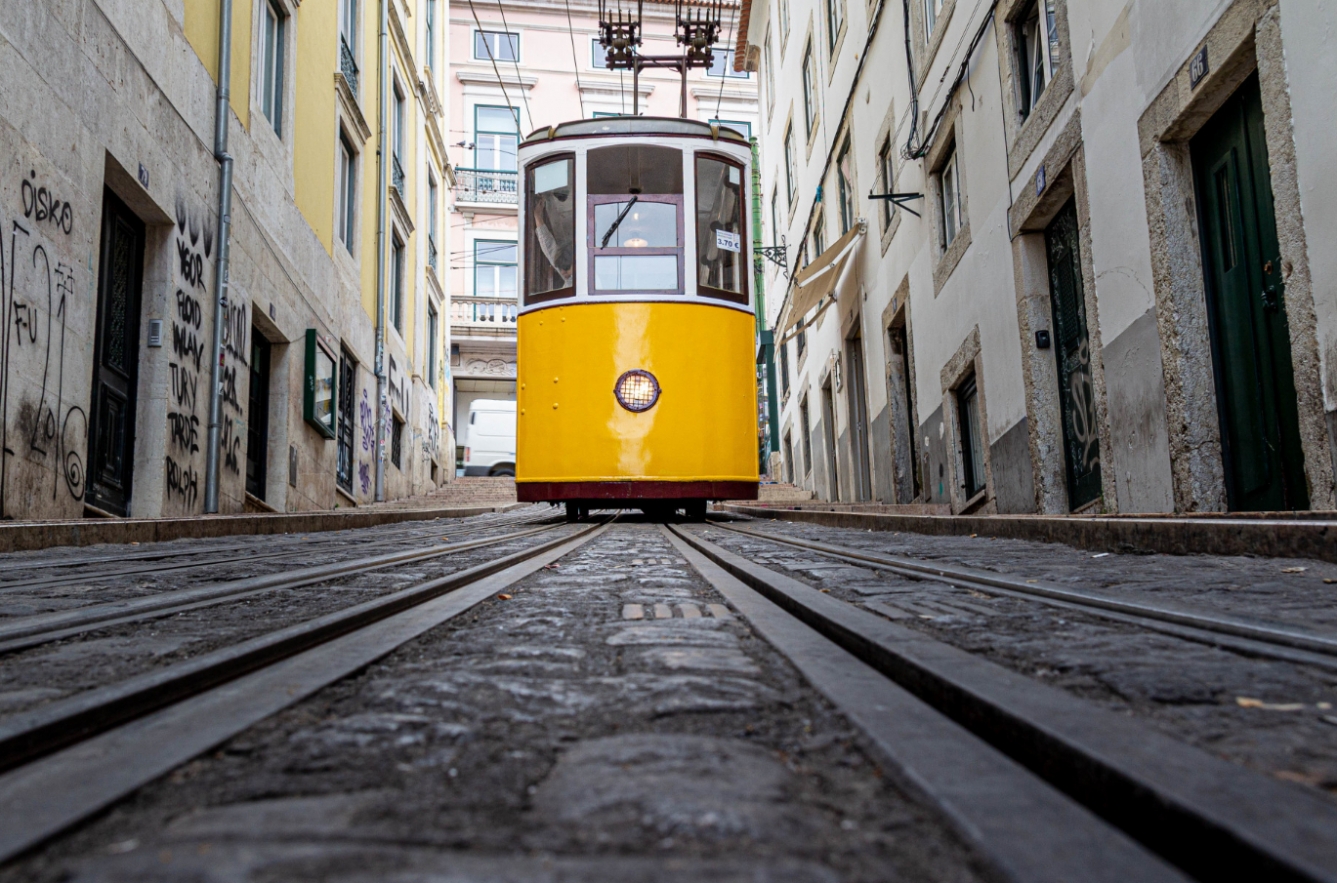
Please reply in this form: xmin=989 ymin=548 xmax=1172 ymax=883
xmin=0 ymin=169 xmax=87 ymax=517
xmin=165 ymin=198 xmax=212 ymax=511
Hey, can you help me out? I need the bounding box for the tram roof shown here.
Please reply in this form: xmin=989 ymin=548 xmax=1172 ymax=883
xmin=522 ymin=117 xmax=751 ymax=145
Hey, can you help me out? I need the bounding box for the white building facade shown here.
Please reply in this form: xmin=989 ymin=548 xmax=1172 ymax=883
xmin=745 ymin=0 xmax=1337 ymax=514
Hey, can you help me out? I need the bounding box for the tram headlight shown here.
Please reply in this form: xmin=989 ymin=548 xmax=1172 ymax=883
xmin=615 ymin=369 xmax=661 ymax=412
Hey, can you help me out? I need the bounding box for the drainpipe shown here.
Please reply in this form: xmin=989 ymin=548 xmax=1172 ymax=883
xmin=751 ymin=138 xmax=780 ymax=471
xmin=204 ymin=0 xmax=236 ymax=514
xmin=373 ymin=0 xmax=389 ymax=502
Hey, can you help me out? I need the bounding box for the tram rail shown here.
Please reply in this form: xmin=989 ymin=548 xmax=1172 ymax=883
xmin=706 ymin=519 xmax=1337 ymax=668
xmin=666 ymin=522 xmax=1337 ymax=883
xmin=0 ymin=518 xmax=610 ymax=863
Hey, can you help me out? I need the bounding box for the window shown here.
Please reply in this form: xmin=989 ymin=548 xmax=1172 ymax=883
xmin=390 ymin=233 xmax=405 ymax=331
xmin=836 ymin=138 xmax=855 ymax=235
xmin=337 ymin=134 xmax=356 ymax=252
xmin=802 ymin=43 xmax=817 ymax=138
xmin=784 ymin=125 xmax=797 ymax=205
xmin=475 ymin=105 xmax=520 ymax=172
xmin=427 ymin=172 xmax=439 ymax=273
xmin=957 ymin=373 xmax=985 ymax=497
xmin=260 ymin=0 xmax=286 ymax=136
xmin=707 ymin=51 xmax=750 ymax=78
xmin=592 ymin=39 xmax=609 ymax=68
xmin=779 ymin=337 xmax=790 ymax=394
xmin=770 ymin=190 xmax=780 ymax=246
xmin=764 ymin=33 xmax=775 ymax=114
xmin=340 ymin=0 xmax=357 ymax=55
xmin=800 ymin=396 xmax=813 ymax=474
xmin=938 ymin=145 xmax=962 ymax=249
xmin=812 ymin=213 xmax=825 ymax=258
xmin=391 ymin=416 xmax=404 ymax=469
xmin=392 ymin=81 xmax=406 ymax=189
xmin=587 ymin=145 xmax=683 ymax=294
xmin=779 ymin=0 xmax=790 ymax=40
xmin=474 ymin=30 xmax=519 ymax=62
xmin=696 ymin=154 xmax=747 ymax=303
xmin=924 ymin=0 xmax=944 ymax=40
xmin=524 ymin=155 xmax=575 ymax=302
xmin=475 ymin=240 xmax=518 ymax=299
xmin=1016 ymin=0 xmax=1059 ymax=119
xmin=427 ymin=302 xmax=439 ymax=389
xmin=783 ymin=431 xmax=795 ymax=482
xmin=878 ymin=137 xmax=894 ymax=225
xmin=425 ymin=0 xmax=437 ymax=70
xmin=710 ymin=119 xmax=752 ymax=139
xmin=826 ymin=0 xmax=842 ymax=49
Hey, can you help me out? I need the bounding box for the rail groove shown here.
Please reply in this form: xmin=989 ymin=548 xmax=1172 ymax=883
xmin=670 ymin=523 xmax=1337 ymax=883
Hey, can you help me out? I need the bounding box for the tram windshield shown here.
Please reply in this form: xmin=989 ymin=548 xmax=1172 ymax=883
xmin=588 ymin=146 xmax=684 ymax=294
xmin=524 ymin=155 xmax=575 ymax=303
xmin=696 ymin=155 xmax=747 ymax=303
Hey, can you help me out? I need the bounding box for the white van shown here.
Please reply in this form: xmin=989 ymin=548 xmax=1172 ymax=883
xmin=463 ymin=399 xmax=516 ymax=476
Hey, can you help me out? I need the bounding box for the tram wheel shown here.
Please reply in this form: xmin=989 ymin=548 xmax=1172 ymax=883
xmin=684 ymin=500 xmax=707 ymax=522
xmin=565 ymin=502 xmax=580 ymax=523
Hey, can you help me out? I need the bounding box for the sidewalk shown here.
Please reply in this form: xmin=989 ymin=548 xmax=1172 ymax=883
xmin=719 ymin=504 xmax=1337 ymax=563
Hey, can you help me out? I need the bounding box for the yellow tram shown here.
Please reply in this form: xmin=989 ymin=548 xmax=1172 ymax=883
xmin=514 ymin=118 xmax=759 ymax=519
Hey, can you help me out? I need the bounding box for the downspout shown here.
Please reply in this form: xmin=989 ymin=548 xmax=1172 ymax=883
xmin=751 ymin=138 xmax=780 ymax=473
xmin=374 ymin=0 xmax=390 ymax=501
xmin=204 ymin=0 xmax=235 ymax=513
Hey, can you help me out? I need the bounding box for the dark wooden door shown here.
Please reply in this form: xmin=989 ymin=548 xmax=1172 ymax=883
xmin=821 ymin=383 xmax=839 ymax=500
xmin=1044 ymin=198 xmax=1102 ymax=510
xmin=87 ymin=190 xmax=146 ymax=516
xmin=246 ymin=334 xmax=271 ymax=499
xmin=336 ymin=350 xmax=356 ymax=494
xmin=1192 ymin=74 xmax=1307 ymax=511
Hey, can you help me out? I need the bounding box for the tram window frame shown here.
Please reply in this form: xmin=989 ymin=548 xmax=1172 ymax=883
xmin=695 ymin=152 xmax=749 ymax=306
xmin=588 ymin=194 xmax=685 ymax=296
xmin=523 ymin=153 xmax=576 ymax=305
xmin=585 ymin=144 xmax=686 ymax=297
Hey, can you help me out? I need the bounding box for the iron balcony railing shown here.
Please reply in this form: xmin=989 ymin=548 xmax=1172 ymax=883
xmin=453 ymin=168 xmax=518 ymax=204
xmin=392 ymin=152 xmax=405 ymax=197
xmin=428 ymin=235 xmax=439 ymax=274
xmin=451 ymin=297 xmax=518 ymax=327
xmin=340 ymin=37 xmax=359 ymax=97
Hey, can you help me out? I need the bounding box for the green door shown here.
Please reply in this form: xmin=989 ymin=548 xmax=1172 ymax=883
xmin=1044 ymin=199 xmax=1102 ymax=509
xmin=1191 ymin=75 xmax=1307 ymax=511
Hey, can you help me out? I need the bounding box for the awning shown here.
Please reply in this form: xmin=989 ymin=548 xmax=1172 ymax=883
xmin=780 ymin=223 xmax=864 ymax=336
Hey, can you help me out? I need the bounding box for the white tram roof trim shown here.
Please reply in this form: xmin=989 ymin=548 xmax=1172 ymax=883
xmin=523 ymin=117 xmax=750 ymax=144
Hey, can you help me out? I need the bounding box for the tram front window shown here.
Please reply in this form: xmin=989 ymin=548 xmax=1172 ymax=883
xmin=588 ymin=145 xmax=683 ymax=294
xmin=524 ymin=154 xmax=575 ymax=303
xmin=696 ymin=155 xmax=747 ymax=304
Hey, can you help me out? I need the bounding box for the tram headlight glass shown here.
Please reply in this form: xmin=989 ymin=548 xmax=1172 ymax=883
xmin=615 ymin=369 xmax=661 ymax=412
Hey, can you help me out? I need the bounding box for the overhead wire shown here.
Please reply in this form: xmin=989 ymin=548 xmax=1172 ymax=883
xmin=494 ymin=0 xmax=536 ymax=130
xmin=714 ymin=1 xmax=737 ymax=121
xmin=563 ymin=0 xmax=589 ymax=118
xmin=903 ymin=0 xmax=999 ymax=159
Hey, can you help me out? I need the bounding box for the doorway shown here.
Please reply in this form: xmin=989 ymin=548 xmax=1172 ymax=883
xmin=336 ymin=348 xmax=356 ymax=495
xmin=246 ymin=333 xmax=271 ymax=500
xmin=821 ymin=381 xmax=839 ymax=501
xmin=845 ymin=332 xmax=872 ymax=500
xmin=87 ymin=189 xmax=146 ymax=516
xmin=1044 ymin=199 xmax=1102 ymax=510
xmin=1192 ymin=74 xmax=1307 ymax=511
xmin=888 ymin=318 xmax=920 ymax=501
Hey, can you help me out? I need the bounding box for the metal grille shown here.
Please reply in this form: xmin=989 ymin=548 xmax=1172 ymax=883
xmin=106 ymin=219 xmax=132 ymax=372
xmin=340 ymin=37 xmax=359 ymax=96
xmin=392 ymin=153 xmax=406 ymax=197
xmin=336 ymin=353 xmax=355 ymax=492
xmin=428 ymin=235 xmax=438 ymax=274
xmin=391 ymin=417 xmax=403 ymax=469
xmin=452 ymin=168 xmax=519 ymax=204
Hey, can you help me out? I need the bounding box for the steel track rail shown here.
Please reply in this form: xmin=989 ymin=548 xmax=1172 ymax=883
xmin=710 ymin=520 xmax=1337 ymax=665
xmin=0 ymin=520 xmax=609 ymax=865
xmin=0 ymin=509 xmax=556 ymax=592
xmin=669 ymin=524 xmax=1337 ymax=883
xmin=0 ymin=520 xmax=603 ymax=778
xmin=0 ymin=521 xmax=565 ymax=656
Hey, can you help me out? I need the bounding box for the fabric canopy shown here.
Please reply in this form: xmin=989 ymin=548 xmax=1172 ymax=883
xmin=780 ymin=223 xmax=864 ymax=335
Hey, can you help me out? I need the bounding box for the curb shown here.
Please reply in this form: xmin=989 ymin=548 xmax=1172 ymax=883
xmin=719 ymin=504 xmax=1337 ymax=563
xmin=0 ymin=503 xmax=525 ymax=554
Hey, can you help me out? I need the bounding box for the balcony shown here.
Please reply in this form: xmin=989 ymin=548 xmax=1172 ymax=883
xmin=428 ymin=235 xmax=439 ymax=275
xmin=340 ymin=37 xmax=359 ymax=97
xmin=451 ymin=297 xmax=517 ymax=330
xmin=392 ymin=153 xmax=405 ymax=198
xmin=453 ymin=168 xmax=518 ymax=205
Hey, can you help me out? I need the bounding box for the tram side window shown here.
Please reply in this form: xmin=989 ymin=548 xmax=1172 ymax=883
xmin=696 ymin=154 xmax=747 ymax=304
xmin=587 ymin=145 xmax=684 ymax=294
xmin=524 ymin=155 xmax=575 ymax=304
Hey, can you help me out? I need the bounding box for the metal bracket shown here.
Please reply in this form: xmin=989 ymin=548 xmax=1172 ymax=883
xmin=867 ymin=191 xmax=925 ymax=218
xmin=756 ymin=237 xmax=789 ymax=276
